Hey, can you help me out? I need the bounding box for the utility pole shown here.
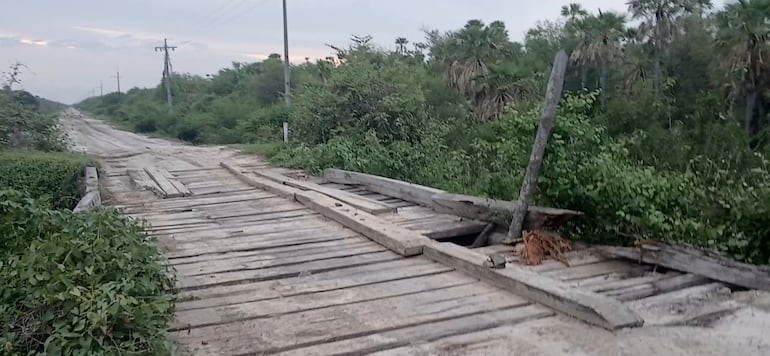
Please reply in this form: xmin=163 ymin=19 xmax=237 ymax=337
xmin=282 ymin=0 xmax=290 ymax=142
xmin=100 ymin=82 xmax=103 ymax=96
xmin=155 ymin=38 xmax=177 ymax=110
xmin=111 ymin=70 xmax=121 ymax=94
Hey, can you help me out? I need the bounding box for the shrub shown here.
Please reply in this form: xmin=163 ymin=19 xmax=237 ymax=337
xmin=0 ymin=151 xmax=93 ymax=209
xmin=272 ymin=92 xmax=770 ymax=264
xmin=0 ymin=190 xmax=175 ymax=355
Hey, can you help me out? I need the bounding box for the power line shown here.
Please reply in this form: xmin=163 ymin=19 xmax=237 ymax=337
xmin=199 ymin=0 xmax=249 ymax=31
xmin=206 ymin=0 xmax=269 ymax=31
xmin=155 ymin=39 xmax=177 ymax=110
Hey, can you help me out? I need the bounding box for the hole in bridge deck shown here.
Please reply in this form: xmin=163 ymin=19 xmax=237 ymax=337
xmin=434 ymin=232 xmax=478 ymax=247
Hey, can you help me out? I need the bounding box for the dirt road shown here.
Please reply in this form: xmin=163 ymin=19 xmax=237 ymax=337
xmin=61 ymin=109 xmax=770 ymax=355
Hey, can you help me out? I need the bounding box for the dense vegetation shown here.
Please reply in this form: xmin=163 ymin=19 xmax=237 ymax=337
xmin=78 ymin=0 xmax=770 ymax=264
xmin=1 ymin=65 xmax=176 ymax=354
xmin=0 ymin=151 xmax=93 ymax=209
xmin=0 ymin=191 xmax=175 ymax=355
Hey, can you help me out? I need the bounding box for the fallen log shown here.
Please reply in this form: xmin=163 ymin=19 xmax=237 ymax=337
xmin=431 ymin=192 xmax=583 ymax=231
xmin=597 ymin=241 xmax=770 ymax=291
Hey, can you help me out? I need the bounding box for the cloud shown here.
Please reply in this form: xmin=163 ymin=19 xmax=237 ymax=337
xmin=19 ymin=38 xmax=48 ymax=47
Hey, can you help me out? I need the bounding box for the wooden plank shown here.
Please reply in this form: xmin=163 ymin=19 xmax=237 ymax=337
xmin=175 ymin=242 xmax=385 ymax=277
xmin=172 ymin=270 xmax=468 ymax=329
xmin=175 ymin=283 xmax=540 ymax=355
xmin=544 ymin=261 xmax=650 ymax=282
xmin=431 ymin=192 xmax=583 ymax=231
xmin=628 ymin=283 xmax=739 ymax=326
xmin=221 ymin=161 xmax=301 ymax=199
xmin=176 ymin=258 xmax=444 ymax=303
xmin=422 ymin=242 xmax=644 ymax=330
xmin=508 ymin=50 xmax=569 ymax=242
xmin=323 ymin=168 xmax=444 ymax=206
xmin=598 ymin=242 xmax=770 ymax=291
xmin=277 ymin=305 xmax=552 ymax=356
xmin=144 ymin=167 xmax=184 ymax=198
xmin=73 ymin=191 xmax=101 ymax=213
xmin=222 ymin=161 xmax=432 ymax=257
xmin=251 ymin=169 xmax=396 ymax=214
xmin=295 ymin=190 xmax=431 ymax=256
xmin=157 ymin=168 xmax=192 ymax=196
xmin=608 ymin=273 xmax=710 ymax=302
xmin=176 ymin=250 xmax=400 ymax=290
xmin=165 ymin=231 xmax=361 ymax=259
xmin=127 ymin=168 xmax=163 ymax=197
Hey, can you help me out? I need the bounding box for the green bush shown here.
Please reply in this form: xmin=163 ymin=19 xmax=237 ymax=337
xmin=0 ymin=190 xmax=174 ymax=355
xmin=0 ymin=151 xmax=93 ymax=209
xmin=273 ymin=92 xmax=770 ymax=265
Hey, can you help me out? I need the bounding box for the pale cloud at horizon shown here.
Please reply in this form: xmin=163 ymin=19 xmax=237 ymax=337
xmin=0 ymin=0 xmax=727 ymax=104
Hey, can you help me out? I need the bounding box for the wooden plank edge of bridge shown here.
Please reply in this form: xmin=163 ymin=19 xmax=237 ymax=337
xmin=220 ymin=161 xmax=645 ymax=331
xmin=598 ymin=243 xmax=770 ymax=292
xmin=250 ymin=169 xmax=397 ymax=215
xmin=73 ymin=166 xmax=102 ymax=213
xmin=323 ymin=168 xmax=582 ymax=231
xmin=423 ymin=242 xmax=645 ymax=331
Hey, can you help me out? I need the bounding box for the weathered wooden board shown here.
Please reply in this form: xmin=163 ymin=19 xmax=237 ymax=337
xmin=431 ymin=192 xmax=583 ymax=230
xmin=175 ymin=281 xmax=541 ymax=355
xmin=251 ymin=169 xmax=396 ymax=214
xmin=323 ymin=168 xmax=445 ymax=206
xmin=598 ymin=243 xmax=770 ymax=291
xmin=422 ymin=242 xmax=644 ymax=330
xmin=295 ymin=191 xmax=432 ymax=256
xmin=141 ymin=167 xmax=186 ymax=198
xmin=223 ymin=161 xmax=433 ymax=256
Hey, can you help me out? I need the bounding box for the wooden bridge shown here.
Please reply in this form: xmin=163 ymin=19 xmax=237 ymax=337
xmin=92 ymin=153 xmax=763 ymax=355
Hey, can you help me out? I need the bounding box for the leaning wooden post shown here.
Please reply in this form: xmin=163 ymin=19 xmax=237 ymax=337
xmin=505 ymin=50 xmax=569 ymax=243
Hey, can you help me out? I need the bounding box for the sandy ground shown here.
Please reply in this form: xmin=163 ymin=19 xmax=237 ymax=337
xmin=61 ymin=109 xmax=770 ymax=356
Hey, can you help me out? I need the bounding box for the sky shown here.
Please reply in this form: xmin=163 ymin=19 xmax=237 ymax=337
xmin=0 ymin=0 xmax=726 ymax=104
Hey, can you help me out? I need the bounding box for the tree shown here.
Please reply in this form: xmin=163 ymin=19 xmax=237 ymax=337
xmin=571 ymin=10 xmax=627 ymax=109
xmin=627 ymin=0 xmax=712 ymax=93
xmin=429 ymin=20 xmax=521 ymax=120
xmin=395 ymin=37 xmax=409 ymax=54
xmin=716 ymin=0 xmax=770 ymax=142
xmin=561 ymin=3 xmax=590 ymax=89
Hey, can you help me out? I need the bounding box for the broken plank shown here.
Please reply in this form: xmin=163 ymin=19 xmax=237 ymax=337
xmin=597 ymin=242 xmax=770 ymax=291
xmin=608 ymin=273 xmax=711 ymax=302
xmin=430 ymin=192 xmax=583 ymax=231
xmin=422 ymin=241 xmax=644 ymax=330
xmin=144 ymin=167 xmax=184 ymax=198
xmin=251 ymin=169 xmax=396 ymax=214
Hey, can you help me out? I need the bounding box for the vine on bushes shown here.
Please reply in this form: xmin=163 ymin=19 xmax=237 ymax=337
xmin=0 ymin=190 xmax=175 ymax=355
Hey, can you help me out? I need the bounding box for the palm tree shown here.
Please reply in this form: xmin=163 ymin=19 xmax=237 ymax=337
xmin=626 ymin=0 xmax=712 ymax=93
xmin=716 ymin=0 xmax=770 ymax=141
xmin=395 ymin=37 xmax=409 ymax=54
xmin=440 ymin=20 xmax=518 ymax=120
xmin=561 ymin=3 xmax=590 ymax=89
xmin=571 ymin=11 xmax=627 ymax=109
